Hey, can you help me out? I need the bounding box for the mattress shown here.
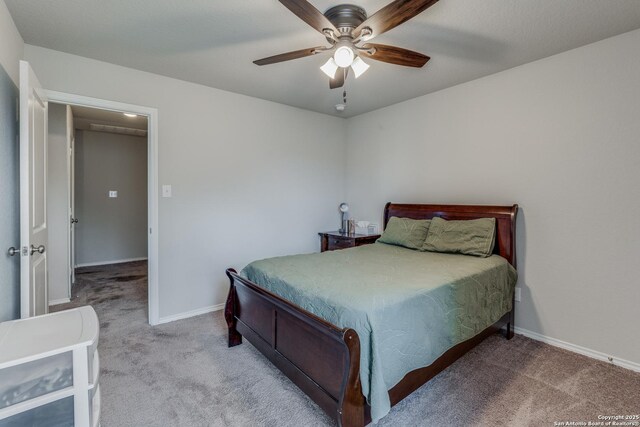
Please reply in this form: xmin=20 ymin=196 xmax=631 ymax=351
xmin=241 ymin=242 xmax=517 ymax=422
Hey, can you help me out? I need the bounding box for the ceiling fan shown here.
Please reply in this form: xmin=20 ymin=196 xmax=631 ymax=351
xmin=254 ymin=0 xmax=438 ymax=89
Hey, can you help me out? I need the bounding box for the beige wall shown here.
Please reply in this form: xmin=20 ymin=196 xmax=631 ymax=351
xmin=0 ymin=0 xmax=23 ymax=85
xmin=24 ymin=44 xmax=348 ymax=320
xmin=345 ymin=29 xmax=640 ymax=366
xmin=74 ymin=130 xmax=148 ymax=266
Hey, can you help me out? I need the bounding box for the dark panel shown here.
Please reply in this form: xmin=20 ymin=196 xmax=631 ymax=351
xmin=327 ymin=236 xmax=354 ymax=250
xmin=235 ymin=285 xmax=275 ymax=346
xmin=276 ymin=309 xmax=347 ymax=399
xmin=236 ymin=321 xmax=340 ymax=418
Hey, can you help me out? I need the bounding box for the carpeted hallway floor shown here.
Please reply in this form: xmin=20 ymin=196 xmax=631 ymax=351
xmin=52 ymin=261 xmax=640 ymax=427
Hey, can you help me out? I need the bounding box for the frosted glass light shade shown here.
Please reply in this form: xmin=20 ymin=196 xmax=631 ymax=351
xmin=320 ymin=58 xmax=339 ymax=78
xmin=334 ymin=46 xmax=355 ymax=68
xmin=351 ymin=56 xmax=370 ymax=78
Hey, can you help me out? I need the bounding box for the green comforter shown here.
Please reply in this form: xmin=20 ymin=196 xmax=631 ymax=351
xmin=241 ymin=242 xmax=517 ymax=422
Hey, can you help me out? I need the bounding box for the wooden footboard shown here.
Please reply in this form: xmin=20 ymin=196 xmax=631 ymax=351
xmin=225 ymin=268 xmax=368 ymax=427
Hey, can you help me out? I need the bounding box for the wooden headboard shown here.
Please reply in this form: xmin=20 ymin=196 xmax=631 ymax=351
xmin=384 ymin=203 xmax=518 ymax=268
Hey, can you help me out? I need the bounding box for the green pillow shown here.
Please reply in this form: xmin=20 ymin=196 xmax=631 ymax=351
xmin=422 ymin=217 xmax=496 ymax=257
xmin=377 ymin=217 xmax=431 ymax=250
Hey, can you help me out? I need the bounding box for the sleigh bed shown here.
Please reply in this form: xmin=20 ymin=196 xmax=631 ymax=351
xmin=224 ymin=203 xmax=518 ymax=426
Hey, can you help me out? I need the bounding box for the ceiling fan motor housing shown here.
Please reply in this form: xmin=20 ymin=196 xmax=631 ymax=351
xmin=324 ymin=4 xmax=367 ymax=36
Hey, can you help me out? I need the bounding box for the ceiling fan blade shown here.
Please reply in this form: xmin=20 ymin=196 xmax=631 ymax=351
xmin=353 ymin=0 xmax=439 ymax=40
xmin=279 ymin=0 xmax=339 ymax=38
xmin=253 ymin=46 xmax=325 ymax=66
xmin=360 ymin=43 xmax=430 ymax=68
xmin=329 ymin=67 xmax=348 ymax=89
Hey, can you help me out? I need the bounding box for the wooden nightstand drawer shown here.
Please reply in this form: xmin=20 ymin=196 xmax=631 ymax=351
xmin=319 ymin=232 xmax=381 ymax=252
xmin=327 ymin=236 xmax=355 ymax=250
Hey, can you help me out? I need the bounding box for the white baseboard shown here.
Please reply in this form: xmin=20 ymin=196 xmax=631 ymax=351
xmin=514 ymin=326 xmax=640 ymax=373
xmin=76 ymin=257 xmax=148 ymax=268
xmin=156 ymin=303 xmax=225 ymax=325
xmin=48 ymin=298 xmax=71 ymax=306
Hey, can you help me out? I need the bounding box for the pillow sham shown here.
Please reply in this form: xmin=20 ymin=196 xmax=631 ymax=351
xmin=422 ymin=217 xmax=496 ymax=257
xmin=377 ymin=217 xmax=431 ymax=250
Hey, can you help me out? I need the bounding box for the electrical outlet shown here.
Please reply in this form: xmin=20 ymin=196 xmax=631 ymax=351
xmin=514 ymin=287 xmax=521 ymax=302
xmin=108 ymin=190 xmax=118 ymax=198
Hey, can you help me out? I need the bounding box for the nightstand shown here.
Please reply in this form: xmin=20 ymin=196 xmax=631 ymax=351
xmin=319 ymin=231 xmax=380 ymax=252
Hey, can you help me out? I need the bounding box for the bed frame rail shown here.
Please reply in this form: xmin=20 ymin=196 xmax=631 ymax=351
xmin=225 ymin=268 xmax=367 ymax=426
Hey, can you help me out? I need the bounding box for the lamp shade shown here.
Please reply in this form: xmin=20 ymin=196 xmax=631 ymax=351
xmin=351 ymin=56 xmax=370 ymax=78
xmin=320 ymin=57 xmax=339 ymax=79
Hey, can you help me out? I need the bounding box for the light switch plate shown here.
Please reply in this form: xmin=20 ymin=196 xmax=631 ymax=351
xmin=514 ymin=287 xmax=521 ymax=302
xmin=162 ymin=185 xmax=172 ymax=198
xmin=109 ymin=191 xmax=118 ymax=198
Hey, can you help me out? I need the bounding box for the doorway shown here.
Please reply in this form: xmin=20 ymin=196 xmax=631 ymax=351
xmin=48 ymin=102 xmax=151 ymax=320
xmin=45 ymin=91 xmax=159 ymax=325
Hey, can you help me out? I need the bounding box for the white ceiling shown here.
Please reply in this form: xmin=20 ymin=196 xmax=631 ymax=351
xmin=7 ymin=0 xmax=640 ymax=117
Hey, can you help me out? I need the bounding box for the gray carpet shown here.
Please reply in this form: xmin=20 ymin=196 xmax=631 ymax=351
xmin=52 ymin=262 xmax=640 ymax=426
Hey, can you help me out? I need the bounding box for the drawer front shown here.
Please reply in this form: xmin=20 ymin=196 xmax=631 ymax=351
xmin=327 ymin=236 xmax=354 ymax=250
xmin=0 ymin=396 xmax=74 ymax=427
xmin=0 ymin=351 xmax=73 ymax=409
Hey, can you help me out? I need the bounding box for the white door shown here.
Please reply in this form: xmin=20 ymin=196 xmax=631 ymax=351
xmin=20 ymin=60 xmax=49 ymax=318
xmin=67 ymin=105 xmax=76 ymax=287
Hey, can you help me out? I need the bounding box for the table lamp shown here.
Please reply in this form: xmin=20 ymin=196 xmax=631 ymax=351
xmin=339 ymin=203 xmax=349 ymax=234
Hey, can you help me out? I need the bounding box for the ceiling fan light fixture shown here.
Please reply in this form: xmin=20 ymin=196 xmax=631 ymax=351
xmin=351 ymin=56 xmax=370 ymax=78
xmin=320 ymin=57 xmax=339 ymax=78
xmin=333 ymin=46 xmax=355 ymax=68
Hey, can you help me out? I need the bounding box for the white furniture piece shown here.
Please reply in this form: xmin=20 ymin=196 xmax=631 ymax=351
xmin=0 ymin=306 xmax=100 ymax=427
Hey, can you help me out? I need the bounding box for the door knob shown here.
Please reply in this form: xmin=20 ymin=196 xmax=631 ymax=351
xmin=30 ymin=245 xmax=45 ymax=255
xmin=7 ymin=247 xmax=19 ymax=256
